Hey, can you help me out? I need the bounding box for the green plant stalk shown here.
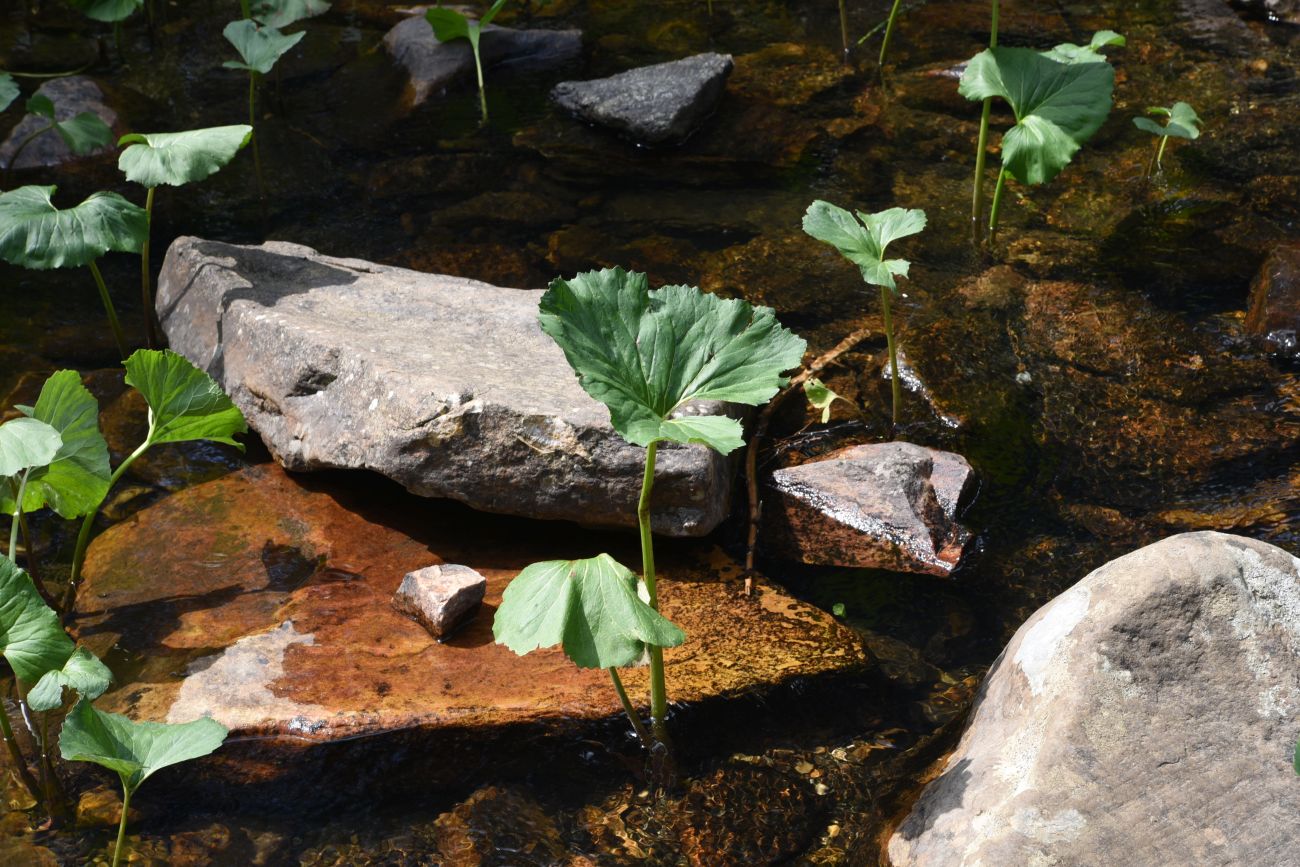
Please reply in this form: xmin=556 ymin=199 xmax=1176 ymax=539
xmin=970 ymin=0 xmax=999 ymax=245
xmin=880 ymin=285 xmax=901 ymax=429
xmin=637 ymin=440 xmax=669 ymax=745
xmin=469 ymin=33 xmax=488 ymax=124
xmin=65 ymin=439 xmax=151 ymax=611
xmin=248 ymin=72 xmax=267 ymax=207
xmin=2 ymin=122 xmax=56 ymax=188
xmin=1155 ymin=135 xmax=1170 ymax=173
xmin=17 ymin=682 xmax=64 ymax=826
xmin=608 ymin=667 xmax=650 ymax=744
xmin=140 ymin=187 xmax=157 ymax=348
xmin=87 ymin=260 xmax=129 ymax=360
xmin=0 ymin=694 xmax=42 ymax=806
xmin=8 ymin=470 xmax=30 ymax=558
xmin=838 ymin=0 xmax=850 ymax=60
xmin=987 ymin=167 xmax=1009 ymax=242
xmin=879 ymin=0 xmax=904 ymax=66
xmin=111 ymin=782 xmax=133 ymax=867
xmin=239 ymin=0 xmax=251 ymax=18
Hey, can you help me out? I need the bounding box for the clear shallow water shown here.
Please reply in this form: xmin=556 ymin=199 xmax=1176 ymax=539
xmin=1 ymin=0 xmax=1299 ymax=862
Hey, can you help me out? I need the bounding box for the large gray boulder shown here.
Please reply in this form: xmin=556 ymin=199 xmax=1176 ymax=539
xmin=888 ymin=532 xmax=1300 ymax=867
xmin=551 ymin=53 xmax=733 ymax=145
xmin=155 ymin=237 xmax=733 ymax=536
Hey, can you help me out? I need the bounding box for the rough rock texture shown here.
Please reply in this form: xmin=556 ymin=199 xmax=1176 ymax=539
xmin=1245 ymin=243 xmax=1300 ymax=356
xmin=551 ymin=53 xmax=733 ymax=145
xmin=392 ymin=563 xmax=486 ymax=638
xmin=888 ymin=532 xmax=1300 ymax=867
xmin=765 ymin=443 xmax=976 ymax=576
xmin=155 ymin=236 xmax=731 ymax=536
xmin=0 ymin=76 xmax=118 ymax=169
xmin=383 ymin=13 xmax=582 ymax=107
xmin=73 ymin=465 xmax=869 ymax=796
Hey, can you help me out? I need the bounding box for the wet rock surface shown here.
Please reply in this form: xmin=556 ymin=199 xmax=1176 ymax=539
xmin=0 ymin=75 xmax=117 ymax=170
xmin=155 ymin=236 xmax=733 ymax=536
xmin=552 ymin=52 xmax=733 ymax=145
xmin=1245 ymin=242 xmax=1300 ymax=356
xmin=765 ymin=443 xmax=976 ymax=576
xmin=392 ymin=563 xmax=486 ymax=639
xmin=888 ymin=532 xmax=1300 ymax=867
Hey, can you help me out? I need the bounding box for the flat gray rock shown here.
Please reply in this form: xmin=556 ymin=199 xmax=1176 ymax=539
xmin=155 ymin=237 xmax=733 ymax=536
xmin=383 ymin=13 xmax=582 ymax=107
xmin=551 ymin=52 xmax=733 ymax=145
xmin=888 ymin=532 xmax=1300 ymax=867
xmin=0 ymin=76 xmax=117 ymax=170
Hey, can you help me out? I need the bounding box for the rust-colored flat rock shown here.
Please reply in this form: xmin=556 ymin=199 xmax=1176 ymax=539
xmin=73 ymin=465 xmax=867 ymax=794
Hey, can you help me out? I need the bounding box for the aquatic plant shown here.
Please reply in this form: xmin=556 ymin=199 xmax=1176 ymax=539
xmin=879 ymin=0 xmax=904 ymax=66
xmin=0 ymin=185 xmax=147 ymax=358
xmin=802 ymin=200 xmax=925 ymax=429
xmin=61 ymin=701 xmax=227 ymax=867
xmin=64 ymin=349 xmax=247 ymax=610
xmin=223 ymin=19 xmax=303 ymax=202
xmin=962 ymin=30 xmax=1123 ymax=242
xmin=425 ymin=0 xmax=509 ymax=125
xmin=117 ymin=125 xmax=253 ymax=346
xmin=1133 ymin=102 xmax=1202 ymax=176
xmin=804 ymin=377 xmax=852 ymax=423
xmin=3 ymin=93 xmax=113 ymax=186
xmin=494 ymin=268 xmax=805 ymax=750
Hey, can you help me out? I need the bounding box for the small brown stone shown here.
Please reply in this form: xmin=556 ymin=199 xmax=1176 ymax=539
xmin=1244 ymin=242 xmax=1300 ymax=356
xmin=392 ymin=564 xmax=486 ymax=639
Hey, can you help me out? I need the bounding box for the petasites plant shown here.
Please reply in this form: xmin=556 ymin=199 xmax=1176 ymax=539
xmin=426 ymin=0 xmax=508 ymax=125
xmin=4 ymin=92 xmax=113 ymax=183
xmin=1133 ymin=101 xmax=1202 ymax=176
xmin=494 ymin=268 xmax=806 ymax=748
xmin=118 ymin=125 xmax=253 ymax=346
xmin=61 ymin=701 xmax=227 ymax=867
xmin=802 ymin=200 xmax=925 ymax=429
xmin=0 ymin=185 xmax=147 ymax=358
xmin=223 ymin=19 xmax=303 ymax=202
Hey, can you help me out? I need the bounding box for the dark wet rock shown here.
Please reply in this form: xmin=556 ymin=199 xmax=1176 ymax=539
xmin=392 ymin=563 xmax=486 ymax=639
xmin=888 ymin=532 xmax=1300 ymax=867
xmin=1230 ymin=0 xmax=1300 ymax=23
xmin=74 ymin=464 xmax=870 ymax=796
xmin=1177 ymin=0 xmax=1267 ymax=56
xmin=551 ymin=53 xmax=733 ymax=145
xmin=0 ymin=76 xmax=118 ymax=170
xmin=764 ymin=442 xmax=976 ymax=576
xmin=1245 ymin=242 xmax=1300 ymax=355
xmin=433 ymin=786 xmax=565 ymax=865
xmin=156 ymin=236 xmax=732 ymax=536
xmin=382 ymin=12 xmax=582 ymax=108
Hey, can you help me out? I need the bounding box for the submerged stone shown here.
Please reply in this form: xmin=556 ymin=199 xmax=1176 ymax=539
xmin=155 ymin=236 xmax=731 ymax=536
xmin=392 ymin=563 xmax=486 ymax=639
xmin=551 ymin=53 xmax=733 ymax=145
xmin=0 ymin=76 xmax=118 ymax=170
xmin=73 ymin=465 xmax=869 ymax=797
xmin=1245 ymin=242 xmax=1300 ymax=356
xmin=888 ymin=532 xmax=1300 ymax=867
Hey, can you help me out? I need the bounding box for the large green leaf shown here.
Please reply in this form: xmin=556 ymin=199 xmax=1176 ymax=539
xmin=250 ymin=0 xmax=330 ymax=28
xmin=65 ymin=0 xmax=143 ymax=22
xmin=0 ymin=371 xmax=110 ymax=519
xmin=222 ymin=20 xmax=304 ymax=75
xmin=0 ymin=556 xmax=74 ymax=685
xmin=0 ymin=417 xmax=61 ymax=479
xmin=538 ymin=268 xmax=806 ymax=454
xmin=0 ymin=74 xmax=19 ymax=114
xmin=425 ymin=0 xmax=507 ymax=49
xmin=802 ymin=200 xmax=927 ymax=291
xmin=959 ymin=46 xmax=1115 ymax=185
xmin=59 ymin=700 xmax=228 ymax=794
xmin=0 ymin=186 xmax=148 ymax=270
xmin=493 ymin=554 xmax=685 ymax=669
xmin=28 ymin=646 xmax=112 ymax=712
xmin=1134 ymin=102 xmax=1202 ymax=141
xmin=118 ymin=125 xmax=253 ymax=188
xmin=123 ymin=350 xmax=247 ymax=449
xmin=28 ymin=95 xmax=114 ymax=156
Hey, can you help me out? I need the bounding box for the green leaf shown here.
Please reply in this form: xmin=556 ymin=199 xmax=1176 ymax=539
xmin=0 ymin=74 xmax=17 ymax=114
xmin=0 ymin=417 xmax=62 ymax=478
xmin=493 ymin=554 xmax=685 ymax=669
xmin=26 ymin=94 xmax=54 ymax=120
xmin=0 ymin=371 xmax=110 ymax=519
xmin=250 ymin=0 xmax=330 ymax=28
xmin=425 ymin=6 xmax=473 ymax=43
xmin=538 ymin=268 xmax=806 ymax=454
xmin=118 ymin=125 xmax=253 ymax=188
xmin=222 ymin=20 xmax=304 ymax=74
xmin=28 ymin=647 xmax=111 ymax=712
xmin=801 ymin=200 xmax=927 ymax=291
xmin=23 ymin=95 xmax=112 ymax=156
xmin=0 ymin=185 xmax=148 ymax=270
xmin=1041 ymin=30 xmax=1125 ymax=64
xmin=1294 ymin=737 xmax=1300 ymax=775
xmin=1133 ymin=102 xmax=1202 ymax=141
xmin=65 ymin=0 xmax=143 ymax=23
xmin=803 ymin=377 xmax=850 ymax=424
xmin=123 ymin=350 xmax=247 ymax=449
xmin=0 ymin=556 xmax=74 ymax=684
xmin=59 ymin=700 xmax=227 ymax=794
xmin=959 ymin=46 xmax=1116 ymax=185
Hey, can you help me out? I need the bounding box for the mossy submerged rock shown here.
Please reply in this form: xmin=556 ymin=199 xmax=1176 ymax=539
xmin=73 ymin=464 xmax=868 ymax=797
xmin=888 ymin=532 xmax=1300 ymax=867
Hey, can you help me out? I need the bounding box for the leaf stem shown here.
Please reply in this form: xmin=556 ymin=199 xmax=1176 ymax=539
xmin=987 ymin=167 xmax=1009 ymax=243
xmin=111 ymin=782 xmax=132 ymax=867
xmin=249 ymin=72 xmax=267 ymax=214
xmin=64 ymin=439 xmax=152 ymax=612
xmin=838 ymin=0 xmax=850 ymax=61
xmin=637 ymin=440 xmax=669 ymax=745
xmin=879 ymin=0 xmax=904 ymax=67
xmin=0 ymin=693 xmax=42 ymax=807
xmin=608 ymin=667 xmax=650 ymax=745
xmin=9 ymin=470 xmax=30 ymax=558
xmin=970 ymin=0 xmax=999 ymax=246
xmin=880 ymin=285 xmax=901 ymax=431
xmin=1155 ymin=135 xmax=1170 ymax=173
xmin=87 ymin=260 xmax=129 ymax=360
xmin=140 ymin=187 xmax=157 ymax=348
xmin=470 ymin=34 xmax=488 ymax=125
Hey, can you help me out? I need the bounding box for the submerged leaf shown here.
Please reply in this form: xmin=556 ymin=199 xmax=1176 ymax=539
xmin=802 ymin=200 xmax=926 ymax=290
xmin=250 ymin=0 xmax=330 ymax=28
xmin=60 ymin=700 xmax=227 ymax=794
xmin=493 ymin=554 xmax=685 ymax=669
xmin=29 ymin=647 xmax=112 ymax=712
xmin=539 ymin=268 xmax=805 ymax=454
xmin=222 ymin=19 xmax=305 ymax=74
xmin=1133 ymin=102 xmax=1202 ymax=141
xmin=0 ymin=185 xmax=148 ymax=270
xmin=0 ymin=555 xmax=74 ymax=684
xmin=66 ymin=0 xmax=143 ymax=23
xmin=123 ymin=350 xmax=247 ymax=449
xmin=803 ymin=378 xmax=851 ymax=424
xmin=0 ymin=73 xmax=17 ymax=114
xmin=0 ymin=371 xmax=110 ymax=519
xmin=118 ymin=125 xmax=253 ymax=188
xmin=0 ymin=417 xmax=62 ymax=479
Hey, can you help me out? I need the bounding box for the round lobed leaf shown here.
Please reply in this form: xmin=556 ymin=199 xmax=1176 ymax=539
xmin=118 ymin=125 xmax=254 ymax=188
xmin=0 ymin=186 xmax=148 ymax=270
